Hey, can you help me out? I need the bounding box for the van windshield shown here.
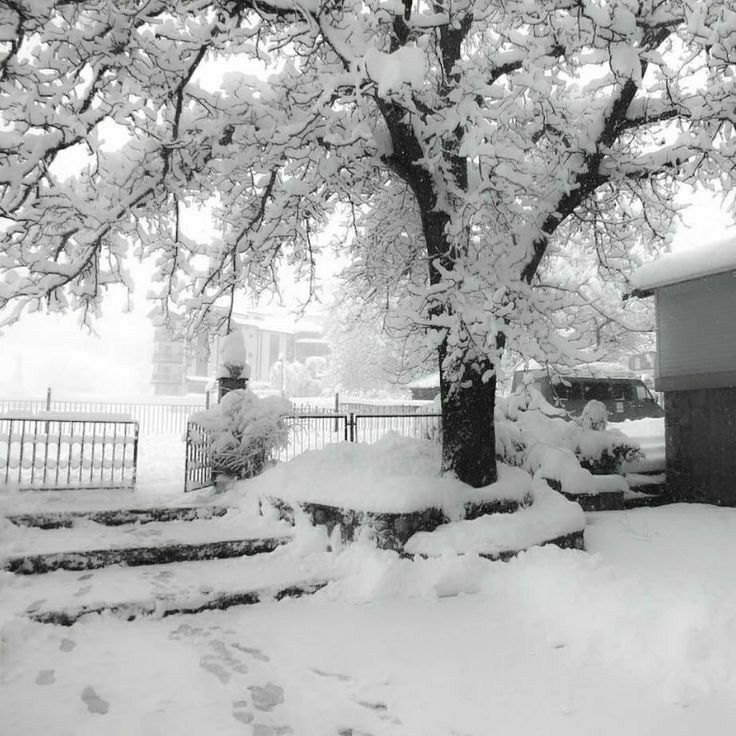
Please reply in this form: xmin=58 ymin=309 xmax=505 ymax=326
xmin=551 ymin=380 xmax=635 ymax=402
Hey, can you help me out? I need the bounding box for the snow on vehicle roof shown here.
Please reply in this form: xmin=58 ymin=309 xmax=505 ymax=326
xmin=518 ymin=362 xmax=639 ymax=381
xmin=631 ymin=234 xmax=736 ymax=293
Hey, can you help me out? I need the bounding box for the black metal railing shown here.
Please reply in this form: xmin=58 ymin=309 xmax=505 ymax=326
xmin=0 ymin=413 xmax=139 ymax=490
xmin=183 ymin=411 xmax=442 ymax=490
xmin=184 ymin=422 xmax=215 ymax=492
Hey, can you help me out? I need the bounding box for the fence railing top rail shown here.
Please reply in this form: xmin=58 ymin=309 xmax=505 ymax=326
xmin=351 ymin=412 xmax=442 ymax=419
xmin=0 ymin=411 xmax=137 ymax=422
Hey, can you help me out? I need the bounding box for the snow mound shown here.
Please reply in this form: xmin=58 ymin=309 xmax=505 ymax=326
xmin=237 ymin=433 xmax=532 ymax=518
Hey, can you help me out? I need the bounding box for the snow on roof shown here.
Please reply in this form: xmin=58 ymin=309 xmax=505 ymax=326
xmin=406 ymin=372 xmax=440 ymax=389
xmin=631 ymin=234 xmax=736 ymax=293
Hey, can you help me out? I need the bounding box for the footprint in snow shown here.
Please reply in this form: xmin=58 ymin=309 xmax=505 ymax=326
xmin=311 ymin=668 xmax=352 ymax=682
xmin=232 ymin=643 xmax=270 ymax=662
xmin=232 ymin=699 xmax=253 ymax=725
xmin=252 ymin=725 xmax=293 ymax=736
xmin=81 ymin=686 xmax=109 ymax=715
xmin=73 ymin=584 xmax=92 ymax=597
xmin=59 ymin=638 xmax=76 ymax=652
xmin=35 ymin=669 xmax=55 ymax=685
xmin=248 ymin=683 xmax=285 ymax=712
xmin=199 ymin=655 xmax=231 ymax=684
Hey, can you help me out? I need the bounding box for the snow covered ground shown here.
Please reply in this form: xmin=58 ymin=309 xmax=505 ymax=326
xmin=3 ymin=503 xmax=736 ymax=735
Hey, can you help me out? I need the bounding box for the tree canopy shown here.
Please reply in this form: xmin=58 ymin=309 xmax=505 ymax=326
xmin=1 ymin=0 xmax=734 ymax=483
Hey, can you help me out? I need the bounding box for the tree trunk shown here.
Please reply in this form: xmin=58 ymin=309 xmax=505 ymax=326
xmin=438 ymin=351 xmax=498 ymax=488
xmin=413 ymin=195 xmax=499 ymax=488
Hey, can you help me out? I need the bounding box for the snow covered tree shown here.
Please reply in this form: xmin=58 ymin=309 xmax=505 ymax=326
xmin=1 ymin=1 xmax=735 ymax=486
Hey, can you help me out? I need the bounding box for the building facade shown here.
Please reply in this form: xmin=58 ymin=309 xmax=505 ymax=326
xmin=631 ymin=237 xmax=736 ymax=506
xmin=151 ymin=311 xmax=328 ymax=396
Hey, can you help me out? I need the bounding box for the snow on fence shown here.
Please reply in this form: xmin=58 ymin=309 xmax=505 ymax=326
xmin=185 ymin=412 xmax=443 ymax=490
xmin=0 ymin=413 xmax=139 ymax=490
xmin=0 ymin=398 xmax=206 ymax=435
xmin=277 ymin=413 xmax=442 ymax=462
xmin=0 ymin=397 xmax=435 ymax=435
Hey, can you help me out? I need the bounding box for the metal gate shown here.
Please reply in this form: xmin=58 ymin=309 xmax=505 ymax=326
xmin=0 ymin=413 xmax=139 ymax=490
xmin=184 ymin=422 xmax=214 ymax=492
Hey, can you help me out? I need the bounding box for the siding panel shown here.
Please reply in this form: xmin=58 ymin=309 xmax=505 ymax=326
xmin=657 ymin=272 xmax=736 ymax=386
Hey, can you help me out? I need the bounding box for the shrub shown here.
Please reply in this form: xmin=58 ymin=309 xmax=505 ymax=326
xmin=191 ymin=390 xmax=292 ymax=480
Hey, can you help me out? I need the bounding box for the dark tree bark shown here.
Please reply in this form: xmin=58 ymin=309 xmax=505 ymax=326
xmin=438 ymin=351 xmax=498 ymax=487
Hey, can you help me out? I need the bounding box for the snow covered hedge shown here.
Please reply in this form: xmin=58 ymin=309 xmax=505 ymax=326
xmin=495 ymin=386 xmax=641 ymax=494
xmin=190 ymin=390 xmax=292 ymax=480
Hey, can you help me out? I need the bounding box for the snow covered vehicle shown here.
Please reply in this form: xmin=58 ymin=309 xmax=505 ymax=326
xmin=511 ymin=363 xmax=664 ymax=423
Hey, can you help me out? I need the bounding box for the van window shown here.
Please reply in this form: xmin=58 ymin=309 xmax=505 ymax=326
xmin=581 ymin=382 xmax=613 ymax=401
xmin=635 ymin=384 xmax=648 ymax=401
xmin=551 ymin=379 xmax=579 ymax=401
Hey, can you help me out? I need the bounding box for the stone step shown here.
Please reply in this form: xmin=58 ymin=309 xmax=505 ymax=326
xmin=7 ymin=504 xmax=229 ymax=529
xmin=2 ymin=511 xmax=293 ymax=574
xmin=4 ymin=536 xmax=291 ymax=574
xmin=623 ymin=490 xmax=670 ymax=509
xmin=3 ymin=552 xmax=336 ymax=625
xmin=561 ymin=490 xmax=624 ymax=511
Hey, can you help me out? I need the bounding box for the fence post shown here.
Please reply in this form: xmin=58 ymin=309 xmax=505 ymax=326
xmin=348 ymin=413 xmax=355 ymax=443
xmin=131 ymin=422 xmax=139 ymax=489
xmin=45 ymin=386 xmax=52 ymax=410
xmin=333 ymin=392 xmax=339 ymax=433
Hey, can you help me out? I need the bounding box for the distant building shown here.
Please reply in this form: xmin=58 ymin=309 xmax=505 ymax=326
xmin=151 ymin=310 xmax=328 ymax=396
xmin=631 ymin=236 xmax=736 ymax=506
xmin=151 ymin=327 xmax=188 ymax=396
xmin=406 ymin=372 xmax=440 ymax=401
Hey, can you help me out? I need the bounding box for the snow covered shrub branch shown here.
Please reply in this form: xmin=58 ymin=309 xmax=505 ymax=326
xmin=191 ymin=390 xmax=292 ymax=480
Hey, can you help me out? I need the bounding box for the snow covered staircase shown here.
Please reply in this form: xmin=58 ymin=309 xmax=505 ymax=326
xmin=5 ymin=553 xmax=334 ymax=626
xmin=2 ymin=509 xmax=293 ymax=575
xmin=1 ymin=501 xmax=333 ymax=625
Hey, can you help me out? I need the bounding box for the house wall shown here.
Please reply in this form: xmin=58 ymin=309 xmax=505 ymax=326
xmin=665 ymin=387 xmax=736 ymax=506
xmin=656 ymin=272 xmax=736 ymax=391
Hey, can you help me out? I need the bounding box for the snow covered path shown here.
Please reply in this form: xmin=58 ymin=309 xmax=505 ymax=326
xmin=3 ymin=504 xmax=736 ymax=735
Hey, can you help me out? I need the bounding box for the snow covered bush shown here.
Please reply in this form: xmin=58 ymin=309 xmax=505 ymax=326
xmin=191 ymin=390 xmax=292 ymax=480
xmin=495 ymin=387 xmax=641 ymax=477
xmin=577 ymin=400 xmax=608 ymax=431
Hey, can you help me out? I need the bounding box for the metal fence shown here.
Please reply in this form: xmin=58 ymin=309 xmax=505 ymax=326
xmin=185 ymin=413 xmax=443 ymax=488
xmin=0 ymin=398 xmax=205 ymax=435
xmin=0 ymin=396 xmax=436 ymax=436
xmin=0 ymin=413 xmax=139 ymax=490
xmin=278 ymin=414 xmax=351 ymax=462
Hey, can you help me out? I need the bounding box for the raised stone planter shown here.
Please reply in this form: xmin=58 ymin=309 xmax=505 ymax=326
xmin=543 ymin=477 xmax=624 ymax=511
xmin=416 ymin=528 xmax=585 ymax=562
xmin=263 ymin=496 xmax=527 ymax=551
